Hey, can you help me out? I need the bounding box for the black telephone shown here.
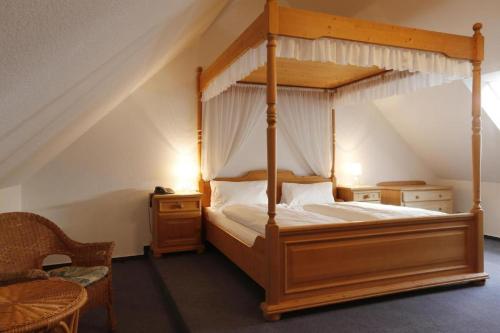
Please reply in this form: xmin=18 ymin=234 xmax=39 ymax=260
xmin=154 ymin=186 xmax=175 ymax=195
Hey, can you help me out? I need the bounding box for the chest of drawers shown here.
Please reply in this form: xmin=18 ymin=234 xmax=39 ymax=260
xmin=380 ymin=185 xmax=453 ymax=213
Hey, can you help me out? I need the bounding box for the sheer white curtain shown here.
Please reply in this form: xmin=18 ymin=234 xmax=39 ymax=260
xmin=278 ymin=88 xmax=333 ymax=178
xmin=201 ymin=85 xmax=266 ymax=180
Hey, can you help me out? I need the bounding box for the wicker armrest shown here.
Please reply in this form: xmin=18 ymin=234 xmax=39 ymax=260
xmin=0 ymin=269 xmax=49 ymax=286
xmin=69 ymin=241 xmax=115 ymax=268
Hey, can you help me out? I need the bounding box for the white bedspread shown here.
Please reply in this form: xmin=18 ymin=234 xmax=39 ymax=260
xmin=222 ymin=204 xmax=338 ymax=235
xmin=303 ymin=202 xmax=446 ymax=221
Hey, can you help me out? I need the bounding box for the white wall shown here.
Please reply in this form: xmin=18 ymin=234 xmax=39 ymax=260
xmin=437 ymin=179 xmax=500 ymax=237
xmin=22 ymin=44 xmax=199 ymax=257
xmin=0 ymin=185 xmax=22 ymax=212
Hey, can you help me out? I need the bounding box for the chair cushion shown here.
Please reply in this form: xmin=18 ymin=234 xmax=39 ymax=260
xmin=48 ymin=266 xmax=109 ymax=287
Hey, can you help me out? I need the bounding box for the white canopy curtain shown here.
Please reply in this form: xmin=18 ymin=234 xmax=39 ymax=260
xmin=201 ymin=36 xmax=472 ymax=102
xmin=201 ymin=84 xmax=266 ymax=181
xmin=278 ymin=88 xmax=333 ymax=178
xmin=201 ymin=84 xmax=333 ymax=180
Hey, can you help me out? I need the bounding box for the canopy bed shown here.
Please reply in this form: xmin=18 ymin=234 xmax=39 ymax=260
xmin=196 ymin=0 xmax=487 ymax=321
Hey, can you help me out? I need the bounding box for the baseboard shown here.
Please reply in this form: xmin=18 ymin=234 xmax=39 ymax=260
xmin=485 ymin=235 xmax=500 ymax=241
xmin=43 ymin=246 xmax=151 ymax=270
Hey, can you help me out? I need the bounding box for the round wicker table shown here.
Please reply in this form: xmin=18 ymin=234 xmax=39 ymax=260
xmin=0 ymin=279 xmax=87 ymax=333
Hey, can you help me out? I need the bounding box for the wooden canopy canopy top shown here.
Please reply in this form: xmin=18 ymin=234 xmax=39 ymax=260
xmin=199 ymin=2 xmax=483 ymax=92
xmin=197 ymin=0 xmax=486 ymax=321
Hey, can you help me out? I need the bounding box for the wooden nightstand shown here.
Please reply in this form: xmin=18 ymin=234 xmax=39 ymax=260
xmin=150 ymin=192 xmax=204 ymax=257
xmin=336 ymin=185 xmax=381 ymax=203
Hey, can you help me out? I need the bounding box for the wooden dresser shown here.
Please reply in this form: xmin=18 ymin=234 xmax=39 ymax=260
xmin=150 ymin=192 xmax=204 ymax=257
xmin=337 ymin=186 xmax=381 ymax=203
xmin=379 ymin=184 xmax=453 ymax=213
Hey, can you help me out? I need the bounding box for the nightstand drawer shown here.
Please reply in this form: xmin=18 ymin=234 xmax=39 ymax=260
xmin=403 ymin=200 xmax=452 ymax=213
xmin=157 ymin=217 xmax=201 ymax=247
xmin=158 ymin=199 xmax=200 ymax=213
xmin=353 ymin=191 xmax=380 ymax=202
xmin=402 ymin=190 xmax=452 ymax=202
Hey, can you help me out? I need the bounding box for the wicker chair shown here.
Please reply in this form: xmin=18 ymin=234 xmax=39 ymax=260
xmin=0 ymin=212 xmax=116 ymax=331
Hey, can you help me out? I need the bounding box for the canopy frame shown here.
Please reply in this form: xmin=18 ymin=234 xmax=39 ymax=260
xmin=197 ymin=0 xmax=485 ymax=320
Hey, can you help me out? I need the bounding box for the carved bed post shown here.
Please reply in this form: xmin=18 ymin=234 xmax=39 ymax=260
xmin=263 ymin=0 xmax=281 ymax=321
xmin=197 ymin=67 xmax=204 ymax=194
xmin=471 ymin=23 xmax=484 ymax=273
xmin=331 ymin=108 xmax=336 ymax=188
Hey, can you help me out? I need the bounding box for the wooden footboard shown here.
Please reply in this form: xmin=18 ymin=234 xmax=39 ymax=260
xmin=261 ymin=213 xmax=488 ymax=319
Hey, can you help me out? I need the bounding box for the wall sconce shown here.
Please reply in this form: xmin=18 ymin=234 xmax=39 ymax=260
xmin=347 ymin=162 xmax=362 ymax=186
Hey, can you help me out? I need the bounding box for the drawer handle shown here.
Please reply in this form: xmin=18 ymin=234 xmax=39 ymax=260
xmin=363 ymin=194 xmax=370 ymax=199
xmin=438 ymin=207 xmax=442 ymax=211
xmin=439 ymin=194 xmax=442 ymax=198
xmin=172 ymin=202 xmax=184 ymax=209
xmin=415 ymin=195 xmax=420 ymax=199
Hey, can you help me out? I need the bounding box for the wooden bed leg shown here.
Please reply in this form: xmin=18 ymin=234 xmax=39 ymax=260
xmin=471 ymin=279 xmax=486 ymax=286
xmin=263 ymin=312 xmax=281 ymax=321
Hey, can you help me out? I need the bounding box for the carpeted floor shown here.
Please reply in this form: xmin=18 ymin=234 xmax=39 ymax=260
xmin=151 ymin=239 xmax=500 ymax=333
xmin=79 ymin=258 xmax=184 ymax=333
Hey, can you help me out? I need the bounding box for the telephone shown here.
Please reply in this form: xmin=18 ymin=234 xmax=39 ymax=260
xmin=154 ymin=186 xmax=175 ymax=195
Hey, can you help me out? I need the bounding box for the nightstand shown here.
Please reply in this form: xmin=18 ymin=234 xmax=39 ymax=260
xmin=150 ymin=192 xmax=204 ymax=257
xmin=336 ymin=186 xmax=381 ymax=203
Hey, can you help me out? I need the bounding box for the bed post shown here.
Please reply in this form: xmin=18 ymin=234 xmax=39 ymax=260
xmin=471 ymin=23 xmax=484 ymax=274
xmin=197 ymin=67 xmax=204 ymax=194
xmin=262 ymin=0 xmax=281 ymax=321
xmin=331 ymin=108 xmax=336 ymax=188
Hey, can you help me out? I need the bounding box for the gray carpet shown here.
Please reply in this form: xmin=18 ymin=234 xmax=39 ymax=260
xmin=152 ymin=239 xmax=500 ymax=333
xmin=79 ymin=258 xmax=184 ymax=333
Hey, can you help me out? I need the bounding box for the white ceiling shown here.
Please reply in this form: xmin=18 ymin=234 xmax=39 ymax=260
xmin=0 ymin=0 xmax=227 ymax=187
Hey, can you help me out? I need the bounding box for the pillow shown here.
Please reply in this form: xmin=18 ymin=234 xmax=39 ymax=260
xmin=210 ymin=180 xmax=267 ymax=208
xmin=281 ymin=182 xmax=334 ymax=206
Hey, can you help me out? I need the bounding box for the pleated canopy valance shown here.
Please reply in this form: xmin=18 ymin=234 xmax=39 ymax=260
xmin=202 ymin=36 xmax=472 ymax=105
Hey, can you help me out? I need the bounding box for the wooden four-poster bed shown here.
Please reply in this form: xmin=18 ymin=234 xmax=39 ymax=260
xmin=196 ymin=0 xmax=487 ymax=321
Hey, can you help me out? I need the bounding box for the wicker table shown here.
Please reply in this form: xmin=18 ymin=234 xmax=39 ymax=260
xmin=0 ymin=279 xmax=87 ymax=333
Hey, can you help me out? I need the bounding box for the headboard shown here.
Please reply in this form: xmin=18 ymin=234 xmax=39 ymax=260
xmin=200 ymin=170 xmax=335 ymax=207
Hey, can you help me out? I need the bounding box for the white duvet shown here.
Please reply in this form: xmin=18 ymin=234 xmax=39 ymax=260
xmin=222 ymin=202 xmax=446 ymax=235
xmin=303 ymin=202 xmax=446 ymax=221
xmin=222 ymin=204 xmax=338 ymax=235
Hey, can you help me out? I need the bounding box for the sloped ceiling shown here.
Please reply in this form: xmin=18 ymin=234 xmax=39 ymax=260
xmin=0 ymin=0 xmax=227 ymax=188
xmin=2 ymin=0 xmax=499 ymax=188
xmin=375 ymin=82 xmax=500 ymax=182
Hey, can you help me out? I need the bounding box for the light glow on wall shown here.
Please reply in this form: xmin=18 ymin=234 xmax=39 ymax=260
xmin=345 ymin=162 xmax=363 ymax=185
xmin=173 ymin=152 xmax=199 ymax=192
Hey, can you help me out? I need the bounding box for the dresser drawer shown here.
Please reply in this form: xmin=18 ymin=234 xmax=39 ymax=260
xmin=402 ymin=190 xmax=452 ymax=202
xmin=157 ymin=217 xmax=201 ymax=247
xmin=158 ymin=198 xmax=200 ymax=213
xmin=403 ymin=200 xmax=452 ymax=213
xmin=353 ymin=191 xmax=381 ymax=202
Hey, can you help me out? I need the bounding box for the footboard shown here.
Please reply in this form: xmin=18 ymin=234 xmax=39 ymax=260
xmin=261 ymin=213 xmax=488 ymax=319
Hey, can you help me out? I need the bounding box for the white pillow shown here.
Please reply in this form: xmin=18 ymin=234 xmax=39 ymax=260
xmin=210 ymin=180 xmax=267 ymax=208
xmin=281 ymin=182 xmax=334 ymax=206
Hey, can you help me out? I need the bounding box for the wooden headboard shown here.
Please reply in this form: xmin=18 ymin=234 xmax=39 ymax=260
xmin=200 ymin=170 xmax=334 ymax=207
